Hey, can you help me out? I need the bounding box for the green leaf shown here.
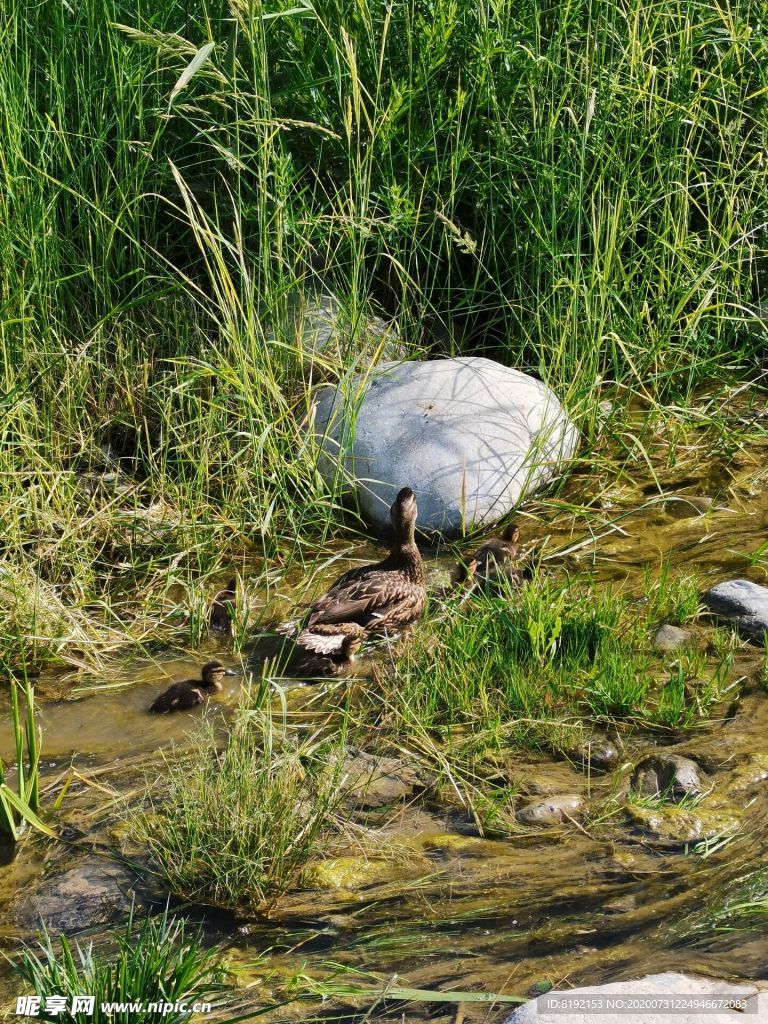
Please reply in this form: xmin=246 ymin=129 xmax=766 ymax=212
xmin=0 ymin=784 xmax=57 ymax=837
xmin=169 ymin=41 xmax=216 ymax=107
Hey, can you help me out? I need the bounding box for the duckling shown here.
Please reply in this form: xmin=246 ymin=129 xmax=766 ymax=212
xmin=209 ymin=577 xmax=237 ymax=633
xmin=149 ymin=660 xmax=233 ymax=713
xmin=455 ymin=523 xmax=524 ymax=593
xmin=291 ymin=627 xmax=365 ymax=679
xmin=283 ymin=488 xmax=426 ymax=651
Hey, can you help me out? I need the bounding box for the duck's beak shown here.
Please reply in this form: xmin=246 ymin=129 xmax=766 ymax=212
xmin=223 ymin=668 xmax=238 ymax=676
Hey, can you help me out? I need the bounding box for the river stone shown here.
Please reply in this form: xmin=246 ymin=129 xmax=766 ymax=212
xmin=627 ymin=804 xmax=740 ymax=845
xmin=306 ymin=852 xmax=429 ymax=890
xmin=632 ymin=753 xmax=705 ymax=801
xmin=341 ymin=750 xmax=424 ymax=808
xmin=311 ymin=356 xmax=577 ymax=535
xmin=653 ymin=624 xmax=692 ymax=651
xmin=294 ymin=287 xmax=406 ymax=366
xmin=516 ymin=794 xmax=584 ymax=826
xmin=567 ymin=735 xmax=620 ymax=772
xmin=504 ymin=972 xmax=762 ymax=1023
xmin=13 ymin=858 xmax=137 ymax=933
xmin=701 ymin=579 xmax=768 ymax=644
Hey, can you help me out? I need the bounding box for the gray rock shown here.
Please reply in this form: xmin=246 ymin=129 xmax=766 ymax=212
xmin=13 ymin=858 xmax=137 ymax=933
xmin=567 ymin=735 xmax=620 ymax=771
xmin=653 ymin=624 xmax=692 ymax=651
xmin=312 ymin=357 xmax=578 ymax=535
xmin=295 ymin=288 xmax=405 ymax=366
xmin=516 ymin=794 xmax=584 ymax=826
xmin=341 ymin=751 xmax=423 ymax=809
xmin=701 ymin=579 xmax=768 ymax=644
xmin=504 ymin=972 xmax=762 ymax=1023
xmin=632 ymin=753 xmax=705 ymax=801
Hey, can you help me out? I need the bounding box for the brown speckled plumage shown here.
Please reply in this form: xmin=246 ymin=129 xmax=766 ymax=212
xmin=292 ymin=627 xmax=365 ymax=678
xmin=289 ymin=488 xmax=426 ymax=653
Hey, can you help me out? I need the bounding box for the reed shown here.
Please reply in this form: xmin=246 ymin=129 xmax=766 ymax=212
xmin=0 ymin=651 xmax=54 ymax=841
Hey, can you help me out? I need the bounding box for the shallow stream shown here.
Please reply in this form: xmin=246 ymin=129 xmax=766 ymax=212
xmin=1 ymin=409 xmax=768 ymax=1023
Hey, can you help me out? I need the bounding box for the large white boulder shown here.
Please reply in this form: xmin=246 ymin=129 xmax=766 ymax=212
xmin=311 ymin=356 xmax=577 ymax=535
xmin=504 ymin=972 xmax=764 ymax=1024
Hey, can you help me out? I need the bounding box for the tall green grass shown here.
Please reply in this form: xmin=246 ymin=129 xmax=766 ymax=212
xmin=1 ymin=0 xmax=767 ymax=666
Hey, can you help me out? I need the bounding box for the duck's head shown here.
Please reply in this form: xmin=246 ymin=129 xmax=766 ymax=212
xmin=201 ymin=660 xmax=233 ymax=690
xmin=390 ymin=487 xmax=418 ymax=541
xmin=502 ymin=522 xmax=520 ymax=545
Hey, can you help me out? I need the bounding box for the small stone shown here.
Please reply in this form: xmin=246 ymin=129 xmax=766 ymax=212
xmin=627 ymin=804 xmax=740 ymax=845
xmin=603 ymin=894 xmax=637 ymax=914
xmin=664 ymin=495 xmax=714 ymax=518
xmin=306 ymin=853 xmax=428 ymax=890
xmin=516 ymin=794 xmax=584 ymax=826
xmin=418 ymin=833 xmax=507 ymax=857
xmin=701 ymin=579 xmax=768 ymax=644
xmin=653 ymin=624 xmax=692 ymax=651
xmin=567 ymin=735 xmax=619 ymax=771
xmin=294 ymin=286 xmax=406 ymax=368
xmin=631 ymin=753 xmax=704 ymax=801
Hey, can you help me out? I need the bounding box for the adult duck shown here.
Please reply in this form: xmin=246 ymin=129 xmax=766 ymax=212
xmin=149 ymin=660 xmax=235 ymax=713
xmin=286 ymin=488 xmax=426 ymax=654
xmin=455 ymin=523 xmax=525 ymax=592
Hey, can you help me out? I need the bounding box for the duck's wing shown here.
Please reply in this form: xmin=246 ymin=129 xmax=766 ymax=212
xmin=308 ymin=570 xmax=420 ymax=627
xmin=297 ymin=631 xmax=344 ymax=654
xmin=149 ymin=682 xmax=187 ymax=713
xmin=297 ymin=622 xmax=365 ymax=654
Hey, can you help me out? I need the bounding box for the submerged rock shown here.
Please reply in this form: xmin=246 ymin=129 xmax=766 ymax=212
xmin=516 ymin=794 xmax=585 ymax=826
xmin=12 ymin=858 xmax=138 ymax=934
xmin=701 ymin=579 xmax=768 ymax=644
xmin=504 ymin=972 xmax=761 ymax=1023
xmin=627 ymin=804 xmax=739 ymax=845
xmin=311 ymin=356 xmax=578 ymax=535
xmin=306 ymin=852 xmax=428 ymax=891
xmin=653 ymin=624 xmax=693 ymax=651
xmin=341 ymin=750 xmax=424 ymax=809
xmin=566 ymin=735 xmax=620 ymax=772
xmin=631 ymin=753 xmax=705 ymax=801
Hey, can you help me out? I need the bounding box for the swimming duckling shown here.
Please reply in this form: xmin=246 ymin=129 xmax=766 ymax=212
xmin=209 ymin=577 xmax=237 ymax=633
xmin=455 ymin=523 xmax=525 ymax=593
xmin=283 ymin=488 xmax=426 ymax=651
xmin=149 ymin=660 xmax=234 ymax=713
xmin=291 ymin=627 xmax=365 ymax=679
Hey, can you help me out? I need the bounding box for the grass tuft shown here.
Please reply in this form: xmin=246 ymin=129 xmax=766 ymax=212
xmin=12 ymin=906 xmax=224 ymax=1024
xmin=133 ymin=684 xmax=348 ymax=909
